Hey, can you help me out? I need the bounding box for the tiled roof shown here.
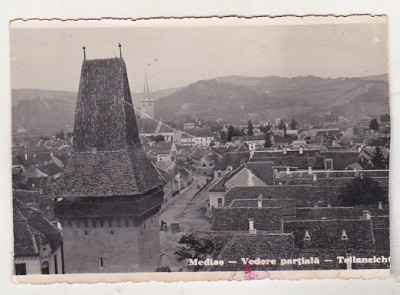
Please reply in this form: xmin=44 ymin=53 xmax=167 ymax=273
xmin=19 ymin=153 xmax=53 ymax=168
xmin=55 ymin=58 xmax=162 ymax=197
xmin=321 ymin=151 xmax=361 ymax=170
xmin=284 ymin=219 xmax=375 ymax=250
xmin=37 ymin=163 xmax=63 ymax=177
xmin=212 ymin=207 xmax=283 ymax=231
xmin=73 ymin=58 xmax=140 ymax=152
xmin=13 ymin=190 xmax=40 ymax=205
xmin=54 ymin=149 xmax=163 ymax=197
xmin=371 ymin=216 xmax=389 ymax=229
xmin=13 ymin=199 xmax=62 ymax=257
xmin=25 ymin=177 xmax=49 ymax=190
xmin=208 ymin=165 xmax=245 ymax=192
xmin=213 ymin=152 xmax=250 ymax=171
xmin=295 ymin=207 xmax=355 ymax=220
xmin=13 ymin=222 xmax=39 ymax=257
xmin=190 ymin=148 xmax=212 ymax=161
xmin=211 ymin=146 xmax=237 ymax=157
xmin=252 ymin=149 xmax=321 ymax=159
xmin=229 ymin=198 xmax=296 ymax=216
xmin=157 ymin=141 xmax=173 ymax=153
xmin=216 ymin=233 xmax=293 ymax=270
xmin=373 ymin=228 xmax=390 ymax=250
xmin=245 ymin=162 xmax=274 ymax=185
xmin=225 ymin=186 xmax=314 ymax=205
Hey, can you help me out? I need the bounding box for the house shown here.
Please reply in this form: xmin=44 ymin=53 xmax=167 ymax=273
xmin=156 ymin=142 xmax=178 ymax=169
xmin=208 ymin=162 xmax=274 ymax=209
xmin=13 ymin=199 xmax=63 ymax=275
xmin=183 ymin=119 xmax=196 ymax=130
xmin=190 ymin=148 xmax=218 ymax=175
xmin=180 ymin=127 xmax=214 ymax=147
xmin=230 ymin=135 xmax=265 ymax=147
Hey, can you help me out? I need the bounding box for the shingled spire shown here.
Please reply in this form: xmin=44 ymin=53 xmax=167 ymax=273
xmin=55 ymin=57 xmax=162 ymax=197
xmin=140 ymin=71 xmax=155 ymax=118
xmin=143 ymin=72 xmax=151 ymax=101
xmin=73 ymin=58 xmax=141 ymax=152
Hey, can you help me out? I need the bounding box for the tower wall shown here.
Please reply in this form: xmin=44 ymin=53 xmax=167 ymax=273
xmin=61 ymin=214 xmax=160 ymax=273
xmin=62 ymin=217 xmax=140 ymax=273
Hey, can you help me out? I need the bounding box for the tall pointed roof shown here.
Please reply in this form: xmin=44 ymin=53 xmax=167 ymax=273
xmin=142 ymin=72 xmax=153 ymax=102
xmin=54 ymin=58 xmax=162 ymax=197
xmin=73 ymin=58 xmax=141 ymax=152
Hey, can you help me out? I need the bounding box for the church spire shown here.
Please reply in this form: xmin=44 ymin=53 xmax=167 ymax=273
xmin=143 ymin=71 xmax=152 ymax=102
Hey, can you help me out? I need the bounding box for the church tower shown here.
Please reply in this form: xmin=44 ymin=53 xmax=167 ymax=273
xmin=53 ymin=54 xmax=164 ymax=273
xmin=140 ymin=73 xmax=155 ymax=118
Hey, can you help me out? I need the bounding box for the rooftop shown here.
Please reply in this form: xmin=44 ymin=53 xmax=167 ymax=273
xmin=55 ymin=58 xmax=162 ymax=197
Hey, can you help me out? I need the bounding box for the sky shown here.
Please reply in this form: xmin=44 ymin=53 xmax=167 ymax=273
xmin=10 ymin=19 xmax=388 ymax=92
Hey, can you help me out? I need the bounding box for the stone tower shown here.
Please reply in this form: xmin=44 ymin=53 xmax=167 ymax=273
xmin=53 ymin=57 xmax=164 ymax=273
xmin=140 ymin=73 xmax=155 ymax=118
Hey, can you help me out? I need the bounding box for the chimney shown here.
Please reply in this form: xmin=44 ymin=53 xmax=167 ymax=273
xmin=308 ymin=166 xmax=312 ymax=175
xmin=250 ymin=150 xmax=254 ymax=159
xmin=25 ymin=154 xmax=28 ymax=160
xmin=33 ymin=154 xmax=36 ymax=158
xmin=257 ymin=195 xmax=262 ymax=208
xmin=313 ymin=174 xmax=317 ymax=182
xmin=50 ymin=152 xmax=53 ymax=157
xmin=299 ymin=147 xmax=303 ymax=154
xmin=378 ymin=202 xmax=383 ymax=210
xmin=327 ymin=204 xmax=331 ymax=208
xmin=363 ymin=210 xmax=371 ymax=220
xmin=358 ymin=146 xmax=362 ymax=153
xmin=248 ymin=218 xmax=256 ymax=234
xmin=286 ymin=167 xmax=290 ymax=175
xmin=346 ymin=251 xmax=352 ymax=270
xmin=283 ymin=148 xmax=287 ymax=155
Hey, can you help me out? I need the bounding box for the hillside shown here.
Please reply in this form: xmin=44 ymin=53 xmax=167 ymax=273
xmin=12 ymin=87 xmax=179 ymax=137
xmin=12 ymin=74 xmax=389 ymax=137
xmin=155 ymin=75 xmax=389 ymax=123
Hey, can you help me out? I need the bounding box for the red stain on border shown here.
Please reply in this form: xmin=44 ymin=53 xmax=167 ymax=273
xmin=244 ymin=265 xmax=270 ymax=280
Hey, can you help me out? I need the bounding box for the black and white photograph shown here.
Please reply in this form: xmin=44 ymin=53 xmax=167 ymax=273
xmin=10 ymin=15 xmax=390 ymax=280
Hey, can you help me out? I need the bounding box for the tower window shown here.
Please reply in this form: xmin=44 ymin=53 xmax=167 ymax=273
xmin=99 ymin=258 xmax=104 ymax=269
xmin=41 ymin=261 xmax=50 ymax=275
xmin=15 ymin=263 xmax=27 ymax=275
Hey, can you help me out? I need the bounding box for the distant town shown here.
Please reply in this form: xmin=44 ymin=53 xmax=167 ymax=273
xmin=12 ymin=57 xmax=390 ymax=275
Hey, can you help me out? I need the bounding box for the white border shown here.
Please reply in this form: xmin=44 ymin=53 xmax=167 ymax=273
xmin=1 ymin=0 xmax=400 ymax=294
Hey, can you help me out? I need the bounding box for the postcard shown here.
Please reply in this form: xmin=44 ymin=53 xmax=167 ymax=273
xmin=10 ymin=15 xmax=390 ymax=283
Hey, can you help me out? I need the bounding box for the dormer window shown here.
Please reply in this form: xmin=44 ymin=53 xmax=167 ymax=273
xmin=304 ymin=230 xmax=311 ymax=241
xmin=341 ymin=230 xmax=348 ymax=240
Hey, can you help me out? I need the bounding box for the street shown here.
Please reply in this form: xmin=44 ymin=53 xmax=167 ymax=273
xmin=158 ymin=173 xmax=212 ymax=271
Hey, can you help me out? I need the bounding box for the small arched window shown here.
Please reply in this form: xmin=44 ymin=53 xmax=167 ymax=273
xmin=41 ymin=261 xmax=50 ymax=275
